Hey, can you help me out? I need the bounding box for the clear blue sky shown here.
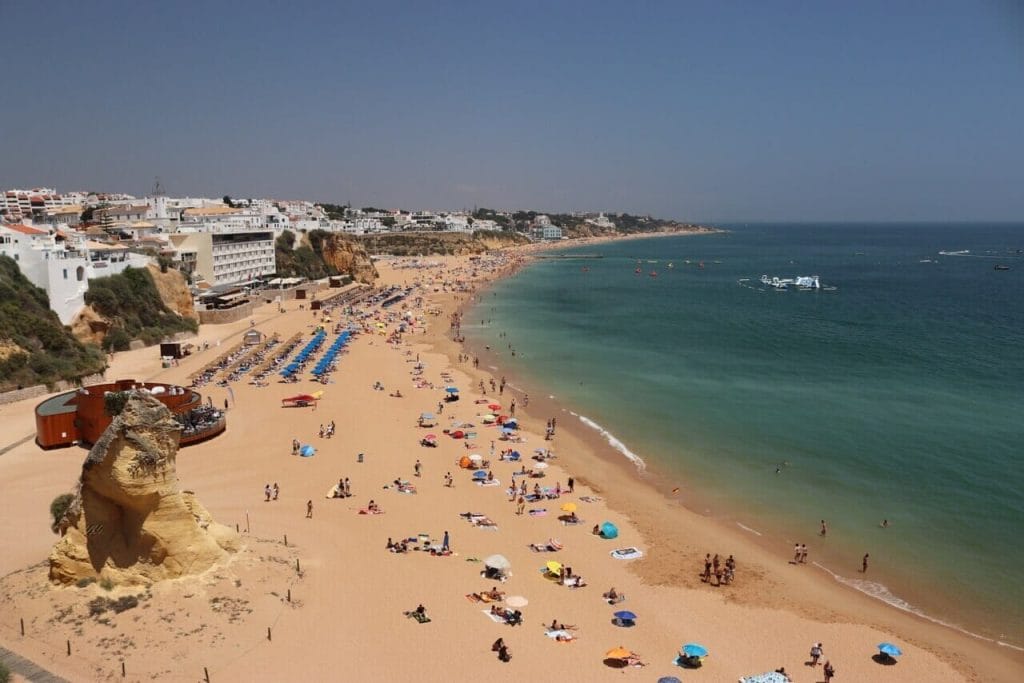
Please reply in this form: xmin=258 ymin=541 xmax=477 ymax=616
xmin=2 ymin=0 xmax=1022 ymax=221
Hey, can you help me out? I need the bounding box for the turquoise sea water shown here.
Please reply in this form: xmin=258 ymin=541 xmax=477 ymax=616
xmin=466 ymin=224 xmax=1024 ymax=645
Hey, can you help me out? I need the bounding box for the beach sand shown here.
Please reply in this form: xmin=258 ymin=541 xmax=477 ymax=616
xmin=0 ymin=246 xmax=1021 ymax=682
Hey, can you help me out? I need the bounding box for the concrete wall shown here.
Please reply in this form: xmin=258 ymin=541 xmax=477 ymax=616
xmin=198 ymin=301 xmax=255 ymax=325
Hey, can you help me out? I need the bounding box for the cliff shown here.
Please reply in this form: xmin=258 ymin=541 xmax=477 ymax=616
xmin=49 ymin=391 xmax=238 ymax=585
xmin=146 ymin=263 xmax=197 ymax=321
xmin=0 ymin=254 xmax=107 ymax=392
xmin=318 ymin=233 xmax=379 ymax=284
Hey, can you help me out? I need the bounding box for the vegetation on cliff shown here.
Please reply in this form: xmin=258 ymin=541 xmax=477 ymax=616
xmin=0 ymin=255 xmax=107 ymax=391
xmin=354 ymin=230 xmax=529 ymax=256
xmin=84 ymin=267 xmax=198 ymax=352
xmin=274 ymin=229 xmax=342 ymax=280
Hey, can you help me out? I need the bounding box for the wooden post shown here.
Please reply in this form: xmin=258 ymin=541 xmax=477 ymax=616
xmin=295 ymin=558 xmax=300 ymax=573
xmin=246 ymin=512 xmax=250 ymax=533
xmin=204 ymin=666 xmax=210 ymax=683
xmin=67 ymin=639 xmax=71 ymax=656
xmin=287 ymin=589 xmax=291 ymax=603
xmin=20 ymin=617 xmax=24 ymax=636
xmin=236 ymin=523 xmax=239 ymax=532
xmin=122 ymin=661 xmax=126 ymax=677
xmin=283 ymin=534 xmax=288 ymax=547
xmin=267 ymin=626 xmax=272 ymax=641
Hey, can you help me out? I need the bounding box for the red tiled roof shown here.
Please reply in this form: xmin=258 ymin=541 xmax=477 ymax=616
xmin=4 ymin=223 xmax=48 ymax=235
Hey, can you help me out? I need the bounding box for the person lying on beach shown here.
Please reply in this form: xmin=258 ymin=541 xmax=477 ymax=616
xmin=389 ymin=390 xmax=403 ymax=397
xmin=603 ymin=588 xmax=625 ymax=604
xmin=549 ymin=619 xmax=577 ymax=631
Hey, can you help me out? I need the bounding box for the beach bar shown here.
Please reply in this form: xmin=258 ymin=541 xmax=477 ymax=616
xmin=35 ymin=380 xmax=226 ymax=449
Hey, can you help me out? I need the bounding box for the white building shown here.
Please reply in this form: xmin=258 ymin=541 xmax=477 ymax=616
xmin=0 ymin=223 xmax=149 ymax=323
xmin=168 ymin=229 xmax=275 ymax=286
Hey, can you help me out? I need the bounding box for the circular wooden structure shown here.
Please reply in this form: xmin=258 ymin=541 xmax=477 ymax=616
xmin=35 ymin=379 xmax=226 ymax=449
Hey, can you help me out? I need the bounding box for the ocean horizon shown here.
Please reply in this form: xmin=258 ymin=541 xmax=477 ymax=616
xmin=466 ymin=222 xmax=1024 ymax=647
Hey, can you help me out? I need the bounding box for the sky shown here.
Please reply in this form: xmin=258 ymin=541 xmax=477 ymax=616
xmin=2 ymin=0 xmax=1022 ymax=222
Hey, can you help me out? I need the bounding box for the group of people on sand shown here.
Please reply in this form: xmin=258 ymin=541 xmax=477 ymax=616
xmin=319 ymin=421 xmax=336 ymax=438
xmin=489 ymin=604 xmax=523 ymax=626
xmin=264 ymin=483 xmax=280 ymax=501
xmin=700 ymin=553 xmax=736 ymax=586
xmin=333 ymin=477 xmax=352 ymax=498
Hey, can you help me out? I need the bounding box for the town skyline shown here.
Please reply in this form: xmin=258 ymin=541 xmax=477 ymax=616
xmin=3 ymin=1 xmax=1023 ymax=222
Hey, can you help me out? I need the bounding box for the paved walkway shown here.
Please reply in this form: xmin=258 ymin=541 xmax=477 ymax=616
xmin=0 ymin=644 xmax=70 ymax=683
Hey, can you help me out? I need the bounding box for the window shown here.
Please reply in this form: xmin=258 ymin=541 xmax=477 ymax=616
xmin=76 ymin=266 xmax=85 ymax=281
xmin=63 ymin=268 xmax=68 ymax=279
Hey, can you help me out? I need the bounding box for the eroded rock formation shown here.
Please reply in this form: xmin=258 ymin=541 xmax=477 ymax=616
xmin=319 ymin=235 xmax=379 ymax=284
xmin=49 ymin=391 xmax=237 ymax=585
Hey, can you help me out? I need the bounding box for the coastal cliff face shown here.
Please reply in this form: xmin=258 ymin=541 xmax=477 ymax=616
xmin=145 ymin=263 xmax=197 ymax=321
xmin=354 ymin=230 xmax=528 ymax=256
xmin=49 ymin=392 xmax=238 ymax=585
xmin=318 ymin=234 xmax=379 ymax=284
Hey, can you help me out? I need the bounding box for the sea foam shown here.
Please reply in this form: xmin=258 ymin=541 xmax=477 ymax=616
xmin=813 ymin=562 xmax=1022 ymax=650
xmin=574 ymin=413 xmax=646 ymax=471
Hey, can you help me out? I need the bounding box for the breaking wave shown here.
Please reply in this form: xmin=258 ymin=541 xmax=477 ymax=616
xmin=573 ymin=413 xmax=646 ymax=471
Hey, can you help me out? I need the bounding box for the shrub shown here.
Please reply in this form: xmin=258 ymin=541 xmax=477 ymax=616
xmin=50 ymin=493 xmax=75 ymax=534
xmin=0 ymin=657 xmax=9 ymax=683
xmin=99 ymin=577 xmax=115 ymax=591
xmin=76 ymin=577 xmax=96 ymax=588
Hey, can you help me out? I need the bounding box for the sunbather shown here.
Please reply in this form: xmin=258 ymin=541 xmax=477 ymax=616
xmin=603 ymin=587 xmax=625 ymax=604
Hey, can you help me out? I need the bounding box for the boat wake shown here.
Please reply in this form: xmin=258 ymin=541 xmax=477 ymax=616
xmin=573 ymin=413 xmax=647 ymax=471
xmin=813 ymin=562 xmax=1023 ymax=651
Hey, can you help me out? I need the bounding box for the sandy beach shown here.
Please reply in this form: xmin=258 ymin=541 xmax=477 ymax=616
xmin=1 ymin=245 xmax=1022 ymax=682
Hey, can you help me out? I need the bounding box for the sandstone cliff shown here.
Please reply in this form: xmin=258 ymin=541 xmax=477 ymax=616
xmin=49 ymin=392 xmax=238 ymax=585
xmin=145 ymin=263 xmax=197 ymax=321
xmin=318 ymin=234 xmax=379 ymax=284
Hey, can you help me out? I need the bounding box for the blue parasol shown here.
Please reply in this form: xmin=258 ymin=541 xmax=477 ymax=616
xmin=682 ymin=643 xmax=708 ymax=658
xmin=878 ymin=642 xmax=903 ymax=657
xmin=472 ymin=470 xmax=488 ymax=479
xmin=445 ymin=386 xmax=459 ymax=393
xmin=299 ymin=445 xmax=315 ymax=457
xmin=600 ymin=521 xmax=619 ymax=539
xmin=613 ymin=610 xmax=637 ymax=621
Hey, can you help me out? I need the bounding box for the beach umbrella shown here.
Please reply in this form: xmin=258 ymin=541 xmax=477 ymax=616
xmin=424 ymin=434 xmax=437 ymax=440
xmin=299 ymin=445 xmax=315 ymax=457
xmin=483 ymin=554 xmax=511 ymax=570
xmin=501 ymin=426 xmax=516 ymax=434
xmin=545 ymin=561 xmax=563 ymax=574
xmin=451 ymin=430 xmax=465 ymax=439
xmin=657 ymin=678 xmax=682 ymax=683
xmin=473 ymin=470 xmax=488 ymax=479
xmin=510 ymin=450 xmax=521 ymax=459
xmin=445 ymin=386 xmax=459 ymax=393
xmin=534 ymin=461 xmax=549 ymax=470
xmin=600 ymin=522 xmax=619 ymax=539
xmin=681 ymin=643 xmax=708 ymax=658
xmin=505 ymin=595 xmax=528 ymax=608
xmin=468 ymin=454 xmax=483 ymax=462
xmin=504 ymin=418 xmax=518 ymax=427
xmin=605 ymin=646 xmax=632 ymax=660
xmin=878 ymin=643 xmax=903 ymax=657
xmin=488 ymin=403 xmax=501 ymax=411
xmin=534 ymin=448 xmax=547 ymax=455
xmin=420 ymin=412 xmax=435 ymax=420
xmin=613 ymin=610 xmax=637 ymax=621
xmin=560 ymin=502 xmax=577 ymax=513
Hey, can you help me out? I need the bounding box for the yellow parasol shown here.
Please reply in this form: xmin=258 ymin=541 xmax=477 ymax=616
xmin=560 ymin=502 xmax=577 ymax=513
xmin=545 ymin=561 xmax=563 ymax=574
xmin=605 ymin=646 xmax=633 ymax=659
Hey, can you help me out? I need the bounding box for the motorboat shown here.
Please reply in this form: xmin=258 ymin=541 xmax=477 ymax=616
xmin=760 ymin=275 xmax=821 ymax=290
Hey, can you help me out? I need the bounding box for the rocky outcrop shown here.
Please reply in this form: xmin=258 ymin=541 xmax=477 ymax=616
xmin=319 ymin=234 xmax=379 ymax=284
xmin=146 ymin=263 xmax=197 ymax=321
xmin=49 ymin=392 xmax=238 ymax=585
xmin=69 ymin=305 xmax=109 ymax=347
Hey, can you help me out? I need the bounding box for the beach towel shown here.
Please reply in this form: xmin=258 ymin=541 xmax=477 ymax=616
xmin=477 ymin=479 xmax=500 ymax=487
xmin=610 ymin=547 xmax=643 ymax=560
xmin=405 ymin=611 xmax=431 ymax=624
xmin=358 ymin=508 xmax=385 ymax=515
xmin=528 ymin=509 xmax=547 ymax=517
xmin=482 ymin=609 xmax=506 ymax=624
xmin=545 ymin=629 xmax=576 ymax=642
xmin=579 ymin=496 xmax=602 ymax=503
xmin=524 ymin=494 xmax=543 ymax=503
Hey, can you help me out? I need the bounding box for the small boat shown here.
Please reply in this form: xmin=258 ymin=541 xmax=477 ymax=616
xmin=667 ymin=263 xmax=674 ymax=269
xmin=698 ymin=262 xmax=705 ymax=270
xmin=634 ymin=267 xmax=642 ymax=274
xmin=994 ymin=264 xmax=1011 ymax=271
xmin=760 ymin=275 xmax=822 ymax=290
xmin=649 ymin=271 xmax=658 ymax=277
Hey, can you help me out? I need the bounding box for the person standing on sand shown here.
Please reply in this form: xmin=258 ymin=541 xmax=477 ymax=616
xmin=800 ymin=544 xmax=808 ymax=563
xmin=306 ymin=500 xmax=313 ymax=518
xmin=820 ymin=519 xmax=828 ymax=536
xmin=862 ymin=553 xmax=869 ymax=572
xmin=794 ymin=544 xmax=801 ymax=563
xmin=702 ymin=554 xmax=712 ymax=582
xmin=567 ymin=477 xmax=574 ymax=493
xmin=414 ymin=459 xmax=422 ymax=477
xmin=516 ymin=496 xmax=525 ymax=515
xmin=810 ymin=642 xmax=823 ymax=666
xmin=265 ymin=484 xmax=272 ymax=502
xmin=823 ymin=660 xmax=835 ymax=681
xmin=442 ymin=530 xmax=450 ymax=552
xmin=273 ymin=483 xmax=279 ymax=500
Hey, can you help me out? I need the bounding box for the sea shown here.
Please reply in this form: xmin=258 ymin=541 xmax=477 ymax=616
xmin=465 ymin=223 xmax=1024 ymax=648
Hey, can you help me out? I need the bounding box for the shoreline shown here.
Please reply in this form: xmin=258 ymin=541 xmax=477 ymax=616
xmin=0 ymin=238 xmax=1018 ymax=682
xmin=423 ymin=237 xmax=1023 ymax=681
